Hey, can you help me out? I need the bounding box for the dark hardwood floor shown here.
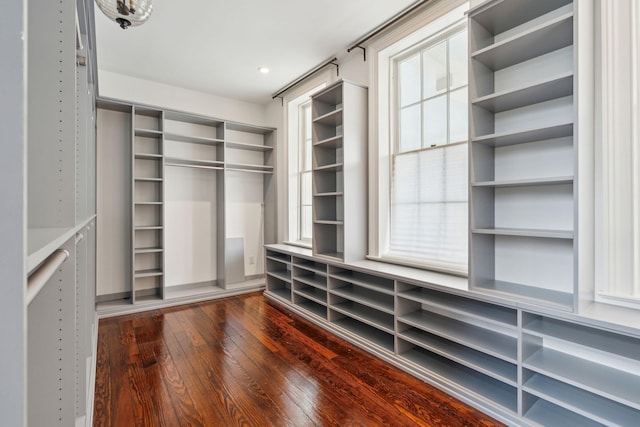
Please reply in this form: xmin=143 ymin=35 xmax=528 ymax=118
xmin=93 ymin=292 xmax=504 ymax=426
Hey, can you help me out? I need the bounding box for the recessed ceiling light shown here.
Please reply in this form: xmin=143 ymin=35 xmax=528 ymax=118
xmin=258 ymin=67 xmax=270 ymax=74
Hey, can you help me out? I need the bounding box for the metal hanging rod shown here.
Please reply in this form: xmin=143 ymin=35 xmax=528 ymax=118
xmin=271 ymin=57 xmax=338 ymax=100
xmin=347 ymin=0 xmax=432 ymax=55
xmin=27 ymin=249 xmax=70 ymax=305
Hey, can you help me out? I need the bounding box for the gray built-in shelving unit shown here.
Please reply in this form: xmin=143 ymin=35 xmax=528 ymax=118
xmin=311 ymin=80 xmax=368 ymax=262
xmin=1 ymin=0 xmax=99 ymax=425
xmin=96 ymin=99 xmax=276 ymax=311
xmin=468 ymin=0 xmax=578 ymax=311
xmin=264 ymin=244 xmax=640 ymax=426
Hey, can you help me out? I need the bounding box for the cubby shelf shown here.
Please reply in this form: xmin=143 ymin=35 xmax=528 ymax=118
xmin=312 ymin=108 xmax=343 ymax=126
xmin=523 ymin=348 xmax=640 ymax=411
xmin=400 ymin=347 xmax=518 ymax=413
xmin=398 ymin=328 xmax=517 ymax=386
xmin=294 ymin=286 xmax=327 ymax=305
xmin=267 ymin=270 xmax=292 ymax=283
xmin=265 ymin=243 xmax=640 ymax=427
xmin=331 ymin=285 xmax=394 ymax=314
xmin=397 ymin=287 xmax=517 ymax=328
xmin=294 ymin=274 xmax=327 ymax=290
xmin=399 ymin=311 xmax=517 ymax=362
xmin=523 ymin=374 xmax=640 ymax=426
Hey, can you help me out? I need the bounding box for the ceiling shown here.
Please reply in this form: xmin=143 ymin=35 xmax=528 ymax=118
xmin=94 ymin=0 xmax=417 ymax=104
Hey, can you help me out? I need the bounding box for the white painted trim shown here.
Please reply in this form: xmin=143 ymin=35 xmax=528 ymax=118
xmin=596 ymin=0 xmax=640 ymax=305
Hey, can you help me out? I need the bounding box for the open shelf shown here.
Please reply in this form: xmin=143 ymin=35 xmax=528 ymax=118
xmin=295 ymin=298 xmax=327 ymax=319
xmin=330 ymin=284 xmax=394 ymax=314
xmin=474 ymin=279 xmax=574 ymax=310
xmin=314 ymin=135 xmax=343 ymax=148
xmin=523 ymin=373 xmax=640 ymax=426
xmin=226 ymin=162 xmax=274 ymax=173
xmin=134 ymin=247 xmax=163 ymax=254
xmin=400 ymin=346 xmax=517 ymax=413
xmin=225 ymin=140 xmax=273 ymax=151
xmin=267 ymin=270 xmax=291 ymax=283
xmin=293 ymin=273 xmax=327 ymax=290
xmin=313 ymin=163 xmax=343 ymax=172
xmin=293 ymin=258 xmax=327 ymax=275
xmin=134 ymin=177 xmax=163 ymax=182
xmin=164 ymin=157 xmax=224 ymax=170
xmin=473 ymin=72 xmax=573 ymax=113
xmin=472 ymin=227 xmax=573 ymax=239
xmin=523 ymin=348 xmax=640 ymax=410
xmin=399 ymin=310 xmax=517 ymax=362
xmin=397 ymin=286 xmax=517 ymax=328
xmin=522 ymin=398 xmax=603 ymax=427
xmin=472 ymin=122 xmax=573 ymax=147
xmin=472 ymin=176 xmax=573 ymax=188
xmin=135 ymin=128 xmax=162 ymax=138
xmin=523 ymin=316 xmax=640 ymax=361
xmin=399 ymin=327 xmax=517 ymax=386
xmin=294 ymin=286 xmax=327 ymax=305
xmin=330 ymin=270 xmax=394 ymax=295
xmin=164 ymin=132 xmax=224 ymax=145
xmin=134 ymin=268 xmax=163 ymax=279
xmin=313 ymin=108 xmax=343 ymax=126
xmin=135 ymin=153 xmax=163 ymax=160
xmin=331 ymin=300 xmax=394 ymax=334
xmin=472 ymin=12 xmax=573 ymax=70
xmin=470 ymin=0 xmax=572 ymax=35
xmin=332 ymin=316 xmax=394 ymax=352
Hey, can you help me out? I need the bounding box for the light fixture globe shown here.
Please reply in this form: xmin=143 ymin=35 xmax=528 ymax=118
xmin=95 ymin=0 xmax=153 ymax=29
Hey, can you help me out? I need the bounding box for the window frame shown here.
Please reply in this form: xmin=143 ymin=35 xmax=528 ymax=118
xmin=369 ymin=6 xmax=469 ymax=275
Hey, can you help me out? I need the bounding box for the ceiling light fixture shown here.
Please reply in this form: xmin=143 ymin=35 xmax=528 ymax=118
xmin=259 ymin=67 xmax=270 ymax=74
xmin=95 ymin=0 xmax=153 ymax=29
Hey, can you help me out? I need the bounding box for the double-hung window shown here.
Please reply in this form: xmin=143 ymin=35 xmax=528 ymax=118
xmin=387 ymin=25 xmax=468 ymax=274
xmin=298 ymin=101 xmax=313 ymax=243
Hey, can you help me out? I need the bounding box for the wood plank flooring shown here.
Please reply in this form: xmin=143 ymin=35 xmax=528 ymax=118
xmin=93 ymin=292 xmax=504 ymax=426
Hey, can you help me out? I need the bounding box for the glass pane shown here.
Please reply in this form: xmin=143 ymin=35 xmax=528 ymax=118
xmin=422 ymin=41 xmax=447 ymax=99
xmin=423 ymin=95 xmax=447 ymax=147
xmin=301 ymin=171 xmax=312 ymax=205
xmin=301 ymin=205 xmax=312 ymax=240
xmin=449 ymin=30 xmax=468 ymax=89
xmin=399 ymin=104 xmax=421 ymax=152
xmin=449 ymin=87 xmax=468 ymax=143
xmin=304 ymin=103 xmax=312 ymax=140
xmin=399 ymin=54 xmax=421 ymax=107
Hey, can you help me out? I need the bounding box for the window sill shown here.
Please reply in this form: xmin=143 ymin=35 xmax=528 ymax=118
xmin=282 ymin=240 xmax=312 ymax=250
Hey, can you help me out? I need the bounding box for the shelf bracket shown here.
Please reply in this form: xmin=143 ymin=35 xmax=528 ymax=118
xmin=348 ymin=45 xmax=366 ymax=62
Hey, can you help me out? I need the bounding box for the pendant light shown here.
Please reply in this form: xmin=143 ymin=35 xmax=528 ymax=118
xmin=95 ymin=0 xmax=153 ymax=29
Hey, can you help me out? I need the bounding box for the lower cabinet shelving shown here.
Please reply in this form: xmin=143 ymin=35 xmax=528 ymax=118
xmin=264 ymin=245 xmax=640 ymax=426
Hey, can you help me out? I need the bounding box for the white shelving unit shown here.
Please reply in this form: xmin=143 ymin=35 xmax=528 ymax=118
xmin=311 ymin=80 xmax=367 ymax=262
xmin=468 ymin=0 xmax=578 ymax=311
xmin=264 ymin=244 xmax=640 ymax=426
xmin=96 ymin=100 xmax=276 ymax=312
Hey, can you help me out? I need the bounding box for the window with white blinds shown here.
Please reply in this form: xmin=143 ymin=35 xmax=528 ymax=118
xmin=387 ymin=26 xmax=468 ymax=274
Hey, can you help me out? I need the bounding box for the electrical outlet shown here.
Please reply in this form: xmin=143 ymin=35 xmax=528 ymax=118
xmin=249 ymin=256 xmax=255 ymax=265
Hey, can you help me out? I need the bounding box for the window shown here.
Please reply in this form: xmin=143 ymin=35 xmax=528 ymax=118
xmin=298 ymin=101 xmax=313 ymax=242
xmin=286 ymin=82 xmax=326 ymax=246
xmin=386 ymin=26 xmax=468 ymax=274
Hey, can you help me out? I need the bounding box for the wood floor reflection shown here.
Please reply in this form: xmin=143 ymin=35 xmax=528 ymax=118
xmin=93 ymin=292 xmax=504 ymax=426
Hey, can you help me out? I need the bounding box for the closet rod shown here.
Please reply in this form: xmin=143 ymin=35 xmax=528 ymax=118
xmin=347 ymin=0 xmax=431 ymax=53
xmin=271 ymin=57 xmax=338 ymax=99
xmin=27 ymin=249 xmax=70 ymax=305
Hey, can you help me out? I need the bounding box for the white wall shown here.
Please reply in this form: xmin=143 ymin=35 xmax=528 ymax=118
xmin=99 ymin=70 xmax=270 ymax=127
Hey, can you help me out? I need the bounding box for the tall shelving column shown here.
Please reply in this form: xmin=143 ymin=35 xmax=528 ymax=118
xmin=468 ymin=0 xmax=577 ymax=311
xmin=132 ymin=106 xmax=165 ymax=302
xmin=311 ymin=80 xmax=367 ymax=263
xmin=223 ymin=123 xmax=276 ymax=287
xmin=163 ymin=112 xmax=225 ymax=298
